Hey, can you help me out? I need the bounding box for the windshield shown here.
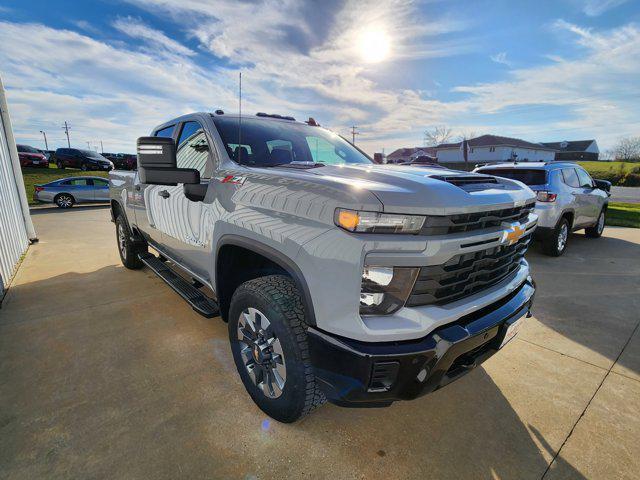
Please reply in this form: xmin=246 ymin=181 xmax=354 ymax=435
xmin=80 ymin=149 xmax=106 ymax=160
xmin=212 ymin=117 xmax=372 ymax=167
xmin=18 ymin=145 xmax=40 ymax=153
xmin=480 ymin=168 xmax=547 ymax=186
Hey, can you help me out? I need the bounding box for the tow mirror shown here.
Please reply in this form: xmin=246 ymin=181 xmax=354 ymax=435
xmin=593 ymin=178 xmax=611 ymax=194
xmin=137 ymin=136 xmax=200 ymax=186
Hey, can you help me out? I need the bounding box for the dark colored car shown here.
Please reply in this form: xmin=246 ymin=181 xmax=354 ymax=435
xmin=55 ymin=148 xmax=114 ymax=171
xmin=104 ymin=153 xmax=137 ymax=170
xmin=17 ymin=144 xmax=49 ymax=168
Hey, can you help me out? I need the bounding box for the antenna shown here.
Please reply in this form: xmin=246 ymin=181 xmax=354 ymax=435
xmin=238 ymin=71 xmax=242 ymax=164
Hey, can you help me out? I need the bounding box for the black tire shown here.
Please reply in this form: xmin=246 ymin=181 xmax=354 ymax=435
xmin=57 ymin=162 xmax=65 ymax=169
xmin=542 ymin=217 xmax=570 ymax=256
xmin=228 ymin=275 xmax=325 ymax=423
xmin=81 ymin=162 xmax=88 ymax=171
xmin=585 ymin=209 xmax=606 ymax=238
xmin=54 ymin=193 xmax=75 ymax=209
xmin=115 ymin=214 xmax=144 ymax=269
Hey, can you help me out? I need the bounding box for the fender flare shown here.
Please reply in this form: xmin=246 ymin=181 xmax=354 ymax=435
xmin=216 ymin=235 xmax=316 ymax=326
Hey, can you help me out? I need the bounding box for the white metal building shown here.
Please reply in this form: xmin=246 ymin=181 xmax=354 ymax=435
xmin=0 ymin=75 xmax=37 ymax=298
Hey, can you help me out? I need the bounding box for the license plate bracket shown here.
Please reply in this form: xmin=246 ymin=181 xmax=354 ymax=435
xmin=499 ymin=315 xmax=524 ymax=349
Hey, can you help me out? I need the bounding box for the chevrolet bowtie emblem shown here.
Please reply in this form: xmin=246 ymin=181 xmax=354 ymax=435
xmin=500 ymin=223 xmax=526 ymax=246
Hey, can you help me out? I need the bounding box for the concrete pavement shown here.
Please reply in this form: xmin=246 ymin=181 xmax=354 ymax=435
xmin=0 ymin=207 xmax=638 ymax=479
xmin=611 ymin=186 xmax=640 ymax=204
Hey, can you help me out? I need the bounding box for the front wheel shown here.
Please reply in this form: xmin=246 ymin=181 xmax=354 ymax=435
xmin=228 ymin=275 xmax=325 ymax=423
xmin=80 ymin=162 xmax=88 ymax=171
xmin=585 ymin=210 xmax=605 ymax=238
xmin=542 ymin=217 xmax=569 ymax=256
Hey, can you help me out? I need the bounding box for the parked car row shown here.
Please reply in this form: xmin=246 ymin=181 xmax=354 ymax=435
xmin=52 ymin=148 xmax=114 ymax=171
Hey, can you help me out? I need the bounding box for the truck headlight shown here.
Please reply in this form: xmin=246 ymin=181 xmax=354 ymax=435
xmin=360 ymin=266 xmax=419 ymax=315
xmin=335 ymin=209 xmax=425 ymax=234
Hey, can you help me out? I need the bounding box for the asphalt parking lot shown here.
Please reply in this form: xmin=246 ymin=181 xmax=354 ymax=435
xmin=1 ymin=207 xmax=638 ymax=479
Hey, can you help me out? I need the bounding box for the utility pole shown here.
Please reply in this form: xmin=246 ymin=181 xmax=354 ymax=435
xmin=86 ymin=141 xmax=91 ymax=149
xmin=350 ymin=126 xmax=359 ymax=145
xmin=100 ymin=140 xmax=104 ymax=154
xmin=62 ymin=121 xmax=71 ymax=147
xmin=39 ymin=130 xmax=48 ymax=151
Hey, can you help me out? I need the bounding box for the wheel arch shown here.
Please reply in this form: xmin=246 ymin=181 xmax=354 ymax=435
xmin=560 ymin=209 xmax=575 ymax=229
xmin=54 ymin=192 xmax=76 ymax=204
xmin=215 ymin=235 xmax=316 ymax=326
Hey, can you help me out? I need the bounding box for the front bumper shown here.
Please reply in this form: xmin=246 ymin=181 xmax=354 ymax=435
xmin=308 ymin=277 xmax=535 ymax=407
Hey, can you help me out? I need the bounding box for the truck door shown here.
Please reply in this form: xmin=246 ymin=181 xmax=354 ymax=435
xmin=132 ymin=124 xmax=177 ymax=247
xmin=153 ymin=120 xmax=215 ymax=282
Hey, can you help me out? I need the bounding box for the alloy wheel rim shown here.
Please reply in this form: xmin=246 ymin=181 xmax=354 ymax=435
xmin=558 ymin=223 xmax=568 ymax=251
xmin=597 ymin=213 xmax=605 ymax=233
xmin=237 ymin=307 xmax=286 ymax=399
xmin=117 ymin=223 xmax=127 ymax=259
xmin=58 ymin=195 xmax=72 ymax=207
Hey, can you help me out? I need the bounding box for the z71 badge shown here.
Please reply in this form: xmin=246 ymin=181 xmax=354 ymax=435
xmin=216 ymin=175 xmax=246 ymax=185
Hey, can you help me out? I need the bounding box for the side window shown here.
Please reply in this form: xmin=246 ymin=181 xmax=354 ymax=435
xmin=562 ymin=168 xmax=580 ymax=188
xmin=176 ymin=121 xmax=211 ymax=178
xmin=154 ymin=125 xmax=175 ymax=138
xmin=306 ymin=136 xmax=349 ymax=165
xmin=61 ymin=179 xmax=88 ymax=186
xmin=93 ymin=179 xmax=109 ymax=186
xmin=576 ymin=168 xmax=593 ymax=188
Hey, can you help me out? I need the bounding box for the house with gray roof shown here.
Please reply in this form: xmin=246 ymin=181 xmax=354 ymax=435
xmin=435 ymin=134 xmax=556 ymax=164
xmin=541 ymin=140 xmax=599 ymax=161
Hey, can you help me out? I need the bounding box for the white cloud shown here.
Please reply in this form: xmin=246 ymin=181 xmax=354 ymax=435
xmin=578 ymin=0 xmax=630 ymax=16
xmin=112 ymin=16 xmax=196 ymax=57
xmin=490 ymin=52 xmax=511 ymax=66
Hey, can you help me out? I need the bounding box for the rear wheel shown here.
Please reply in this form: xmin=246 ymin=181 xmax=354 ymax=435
xmin=115 ymin=214 xmax=144 ymax=269
xmin=81 ymin=162 xmax=88 ymax=171
xmin=54 ymin=193 xmax=75 ymax=209
xmin=585 ymin=210 xmax=605 ymax=238
xmin=228 ymin=275 xmax=325 ymax=423
xmin=57 ymin=161 xmax=65 ymax=169
xmin=542 ymin=217 xmax=569 ymax=256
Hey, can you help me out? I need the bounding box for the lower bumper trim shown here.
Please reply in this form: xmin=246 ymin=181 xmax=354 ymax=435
xmin=307 ymin=278 xmax=535 ymax=407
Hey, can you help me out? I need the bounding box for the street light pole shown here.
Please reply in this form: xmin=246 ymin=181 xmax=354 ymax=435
xmin=39 ymin=130 xmax=48 ymax=151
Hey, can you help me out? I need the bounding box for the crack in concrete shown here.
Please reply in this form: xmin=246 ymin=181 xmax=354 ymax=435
xmin=540 ymin=320 xmax=640 ymax=479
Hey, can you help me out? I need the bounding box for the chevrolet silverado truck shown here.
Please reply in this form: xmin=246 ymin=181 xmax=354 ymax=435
xmin=109 ymin=111 xmax=538 ymax=423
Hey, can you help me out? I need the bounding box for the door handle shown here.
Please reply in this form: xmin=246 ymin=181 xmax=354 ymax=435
xmin=158 ymin=190 xmax=170 ymax=199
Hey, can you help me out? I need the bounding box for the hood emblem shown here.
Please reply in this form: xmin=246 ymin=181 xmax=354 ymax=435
xmin=500 ymin=222 xmax=526 ymax=246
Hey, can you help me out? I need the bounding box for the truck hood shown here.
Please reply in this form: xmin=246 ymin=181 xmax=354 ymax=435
xmin=303 ymin=164 xmax=536 ymax=215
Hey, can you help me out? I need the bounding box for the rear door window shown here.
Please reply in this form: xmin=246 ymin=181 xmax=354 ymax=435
xmin=93 ymin=178 xmax=109 ymax=186
xmin=562 ymin=168 xmax=581 ymax=188
xmin=479 ymin=168 xmax=547 ymax=186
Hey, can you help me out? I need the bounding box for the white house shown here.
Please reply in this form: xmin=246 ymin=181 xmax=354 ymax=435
xmin=435 ymin=135 xmax=556 ymax=164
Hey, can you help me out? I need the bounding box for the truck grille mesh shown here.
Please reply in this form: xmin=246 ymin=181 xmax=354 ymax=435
xmin=420 ymin=202 xmax=535 ymax=236
xmin=406 ymin=236 xmax=531 ymax=307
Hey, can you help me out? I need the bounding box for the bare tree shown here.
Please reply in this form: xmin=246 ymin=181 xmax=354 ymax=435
xmin=613 ymin=136 xmax=640 ymax=161
xmin=423 ymin=126 xmax=453 ymax=147
xmin=456 ymin=130 xmax=477 ymax=142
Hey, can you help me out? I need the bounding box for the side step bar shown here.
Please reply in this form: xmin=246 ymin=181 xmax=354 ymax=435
xmin=138 ymin=253 xmax=219 ymax=318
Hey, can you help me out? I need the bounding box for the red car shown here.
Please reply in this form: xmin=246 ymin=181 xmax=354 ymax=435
xmin=17 ymin=144 xmax=49 ymax=168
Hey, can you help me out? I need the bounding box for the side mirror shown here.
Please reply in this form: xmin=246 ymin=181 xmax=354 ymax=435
xmin=593 ymin=178 xmax=611 ymax=194
xmin=137 ymin=136 xmax=200 ymax=186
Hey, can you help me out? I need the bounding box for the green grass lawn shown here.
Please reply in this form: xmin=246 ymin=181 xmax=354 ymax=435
xmin=22 ymin=165 xmax=110 ymax=205
xmin=606 ymin=202 xmax=640 ymax=228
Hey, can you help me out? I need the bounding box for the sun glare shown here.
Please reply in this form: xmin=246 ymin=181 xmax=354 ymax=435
xmin=357 ymin=29 xmax=391 ymax=63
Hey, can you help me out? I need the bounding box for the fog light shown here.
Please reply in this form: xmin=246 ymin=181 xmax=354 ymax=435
xmin=360 ymin=266 xmax=419 ymax=315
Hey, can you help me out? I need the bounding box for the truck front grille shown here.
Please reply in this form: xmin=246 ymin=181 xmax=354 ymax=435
xmin=406 ymin=235 xmax=530 ymax=307
xmin=420 ymin=202 xmax=535 ymax=236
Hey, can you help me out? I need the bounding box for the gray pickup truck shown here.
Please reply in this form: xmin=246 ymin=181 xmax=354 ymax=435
xmin=109 ymin=111 xmax=538 ymax=422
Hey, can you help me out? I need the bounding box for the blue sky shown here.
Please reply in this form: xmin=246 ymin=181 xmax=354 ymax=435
xmin=0 ymin=0 xmax=638 ymax=155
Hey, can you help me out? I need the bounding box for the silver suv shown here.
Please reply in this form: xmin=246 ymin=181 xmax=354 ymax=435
xmin=474 ymin=162 xmax=610 ymax=256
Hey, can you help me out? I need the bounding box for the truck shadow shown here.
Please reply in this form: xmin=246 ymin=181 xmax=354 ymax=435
xmin=0 ymin=263 xmax=588 ymax=479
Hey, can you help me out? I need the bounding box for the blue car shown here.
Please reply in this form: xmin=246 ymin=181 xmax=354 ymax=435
xmin=34 ymin=176 xmax=110 ymax=208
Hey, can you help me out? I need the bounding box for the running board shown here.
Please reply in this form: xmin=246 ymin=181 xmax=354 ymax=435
xmin=138 ymin=253 xmax=219 ymax=318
